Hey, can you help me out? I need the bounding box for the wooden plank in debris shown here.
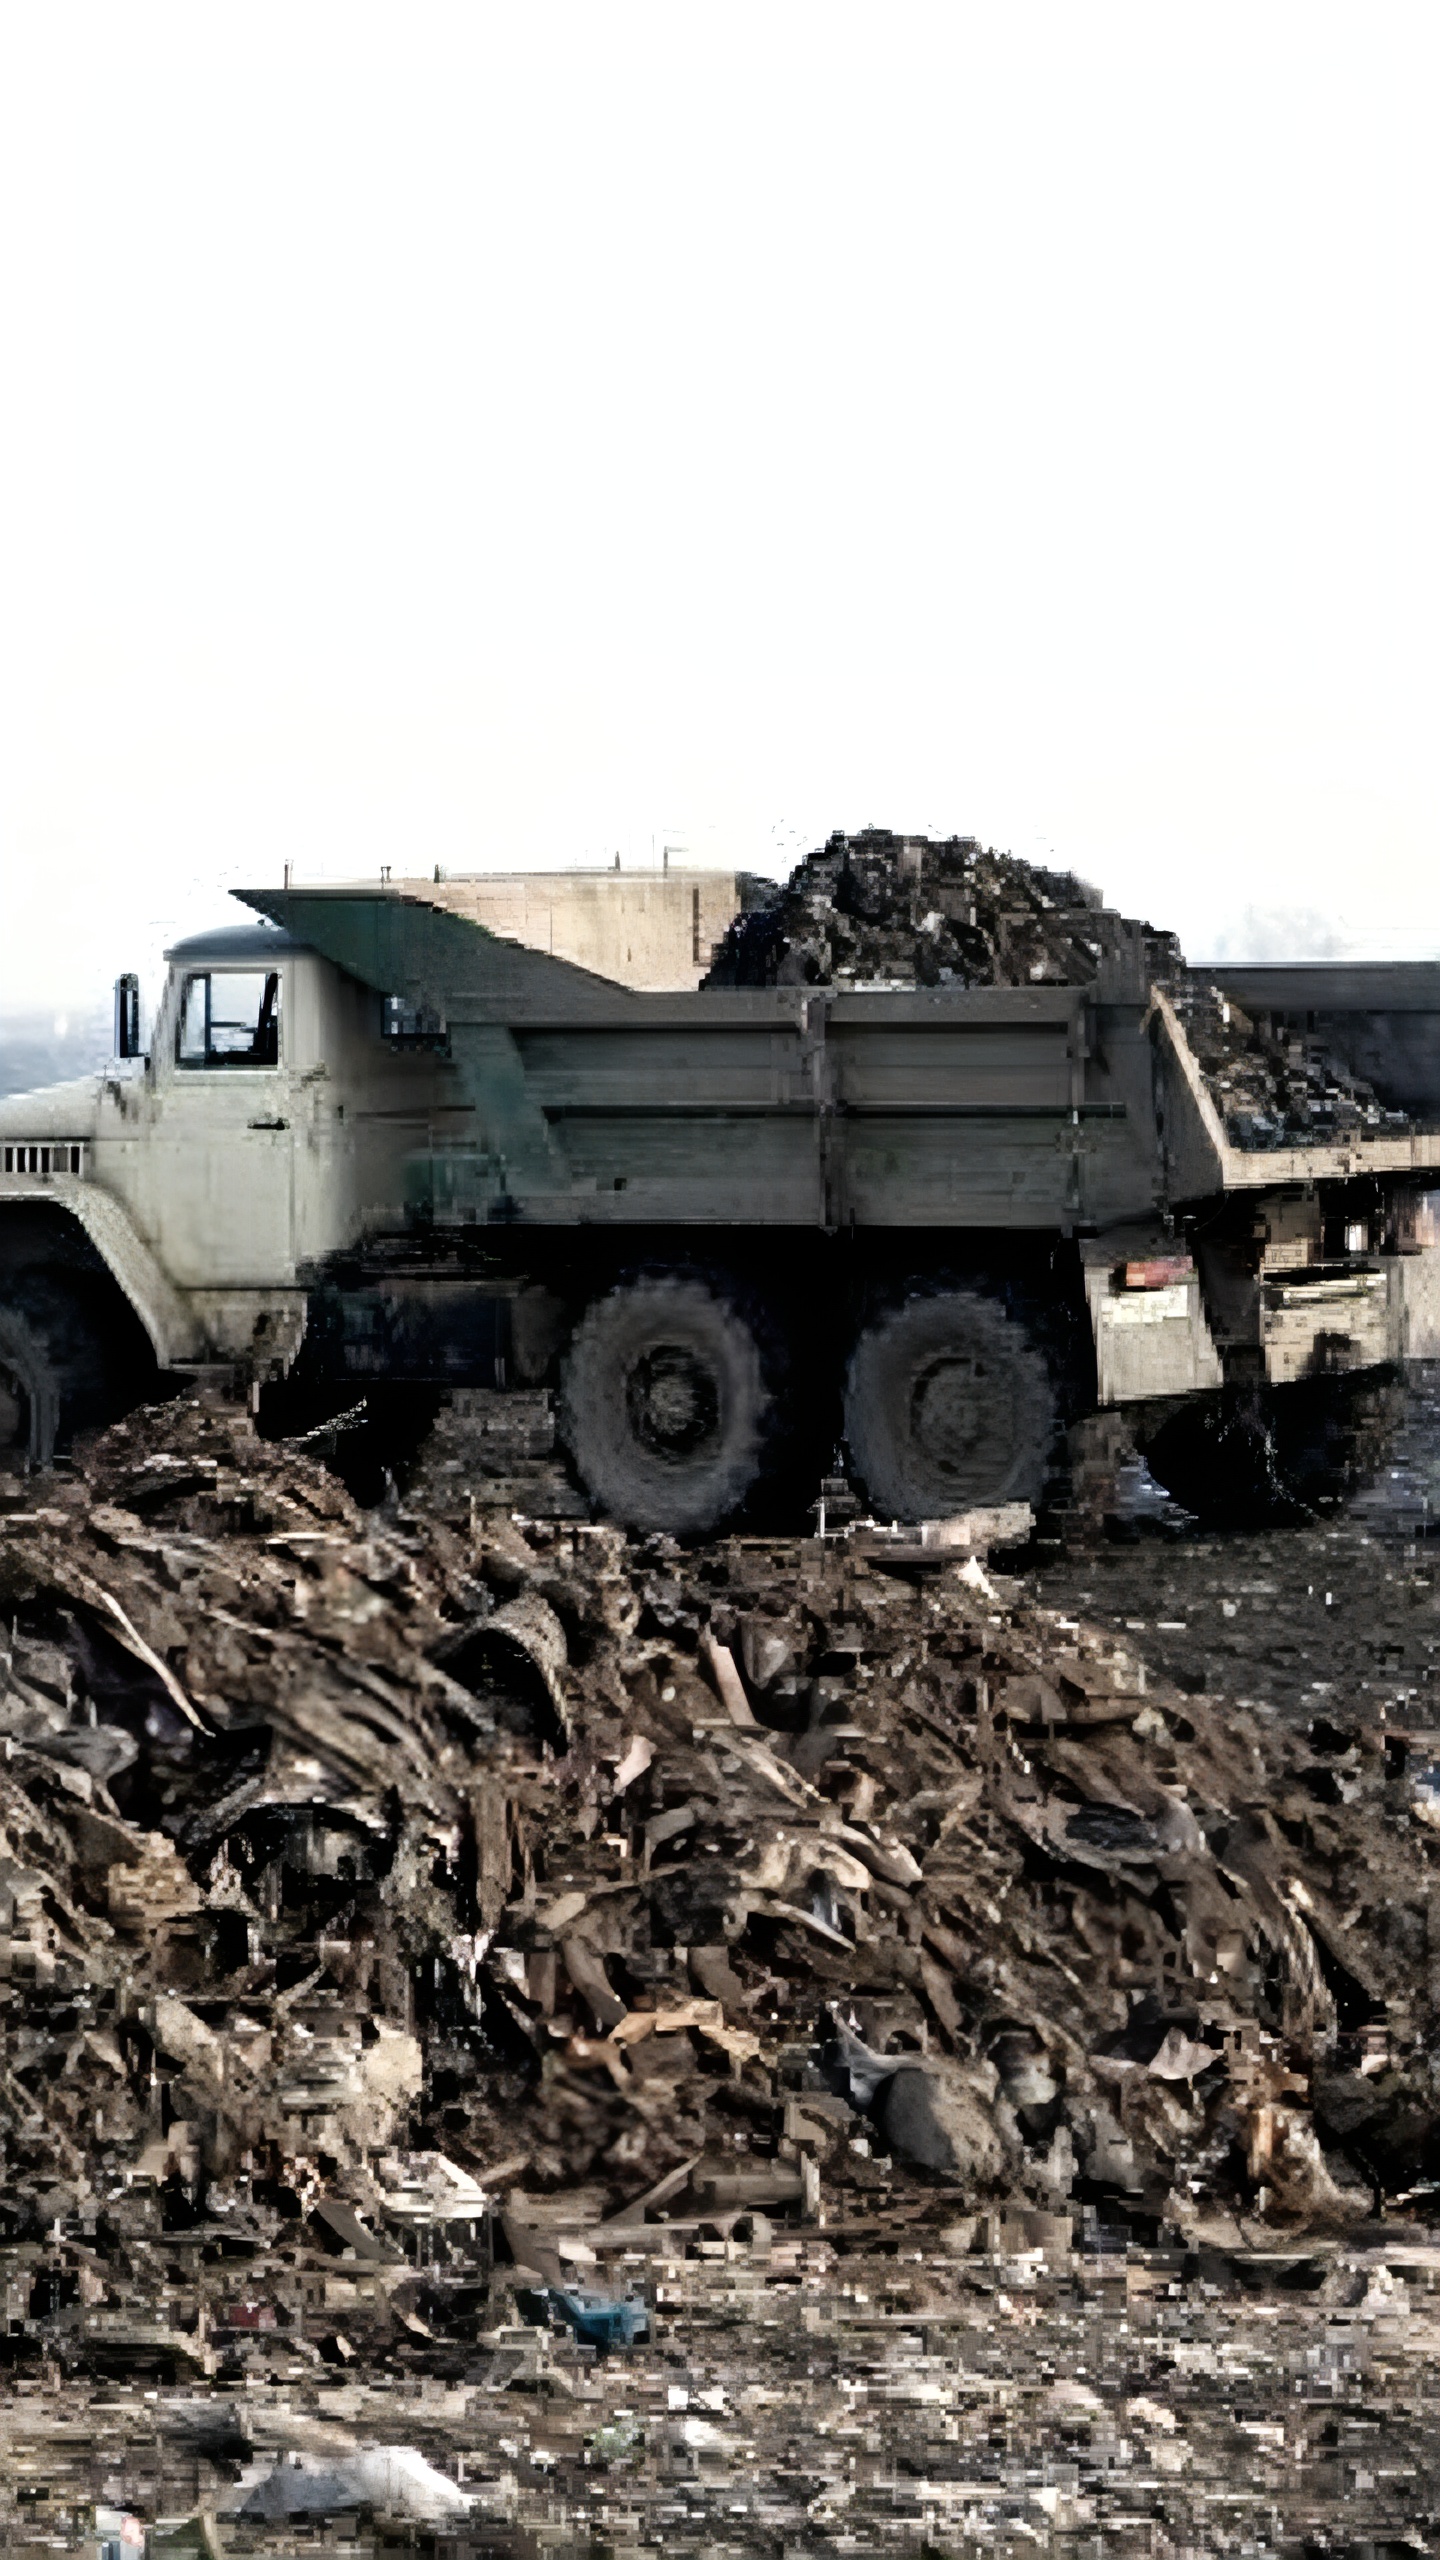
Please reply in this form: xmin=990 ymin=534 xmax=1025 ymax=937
xmin=474 ymin=1783 xmax=511 ymax=1930
xmin=600 ymin=2152 xmax=703 ymax=2230
xmin=700 ymin=1629 xmax=759 ymax=1725
xmin=498 ymin=2210 xmax=565 ymax=2288
xmin=561 ymin=1936 xmax=628 ymax=2031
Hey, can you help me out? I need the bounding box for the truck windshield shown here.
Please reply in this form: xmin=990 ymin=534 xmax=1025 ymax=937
xmin=177 ymin=971 xmax=281 ymax=1068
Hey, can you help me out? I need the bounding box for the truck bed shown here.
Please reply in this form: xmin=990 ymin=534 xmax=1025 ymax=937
xmin=241 ymin=887 xmax=1440 ymax=1230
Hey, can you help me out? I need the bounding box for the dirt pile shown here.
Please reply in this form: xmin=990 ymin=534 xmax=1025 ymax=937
xmin=3 ymin=1398 xmax=1440 ymax=2382
xmin=705 ymin=827 xmax=1424 ymax=1150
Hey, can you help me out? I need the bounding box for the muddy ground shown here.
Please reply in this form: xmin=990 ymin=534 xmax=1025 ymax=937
xmin=3 ymin=2242 xmax=1439 ymax=2556
xmin=1030 ymin=1365 xmax=1440 ymax=1739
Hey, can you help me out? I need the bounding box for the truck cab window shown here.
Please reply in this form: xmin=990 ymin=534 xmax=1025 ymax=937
xmin=177 ymin=970 xmax=281 ymax=1067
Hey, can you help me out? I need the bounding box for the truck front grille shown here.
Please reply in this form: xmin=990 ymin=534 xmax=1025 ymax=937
xmin=1 ymin=1142 xmax=87 ymax=1177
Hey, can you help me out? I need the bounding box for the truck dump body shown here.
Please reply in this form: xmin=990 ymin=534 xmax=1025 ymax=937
xmin=241 ymin=884 xmax=1440 ymax=1229
xmin=239 ymin=885 xmax=1168 ymax=1230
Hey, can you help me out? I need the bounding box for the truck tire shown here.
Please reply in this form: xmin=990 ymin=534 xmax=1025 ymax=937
xmin=1142 ymin=1396 xmax=1301 ymax=1527
xmin=0 ymin=1286 xmax=120 ymax=1470
xmin=843 ymin=1287 xmax=1056 ymax=1522
xmin=559 ymin=1275 xmax=780 ymax=1534
xmin=1143 ymin=1378 xmax=1397 ymax=1527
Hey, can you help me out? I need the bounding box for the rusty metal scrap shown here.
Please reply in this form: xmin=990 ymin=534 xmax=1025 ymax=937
xmin=0 ymin=1393 xmax=1432 ymax=2291
xmin=1 ymin=1391 xmax=1440 ymax=2539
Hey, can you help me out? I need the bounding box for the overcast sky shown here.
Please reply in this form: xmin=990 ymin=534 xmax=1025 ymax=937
xmin=3 ymin=4 xmax=1439 ymax=1022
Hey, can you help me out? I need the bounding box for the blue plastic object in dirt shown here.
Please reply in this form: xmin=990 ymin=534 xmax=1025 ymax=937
xmin=519 ymin=2285 xmax=649 ymax=2349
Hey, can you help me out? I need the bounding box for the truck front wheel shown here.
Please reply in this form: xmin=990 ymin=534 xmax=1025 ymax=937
xmin=0 ymin=1282 xmax=141 ymax=1473
xmin=843 ymin=1286 xmax=1056 ymax=1522
xmin=559 ymin=1275 xmax=781 ymax=1534
xmin=0 ymin=1303 xmax=69 ymax=1470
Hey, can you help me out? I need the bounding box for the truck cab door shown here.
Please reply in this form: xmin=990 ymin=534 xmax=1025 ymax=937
xmin=153 ymin=965 xmax=295 ymax=1284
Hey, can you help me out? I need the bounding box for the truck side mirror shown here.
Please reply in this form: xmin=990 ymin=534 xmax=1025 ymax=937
xmin=114 ymin=973 xmax=142 ymax=1059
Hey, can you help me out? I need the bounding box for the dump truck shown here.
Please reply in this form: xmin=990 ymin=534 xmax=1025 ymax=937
xmin=2 ymin=877 xmax=1438 ymax=1530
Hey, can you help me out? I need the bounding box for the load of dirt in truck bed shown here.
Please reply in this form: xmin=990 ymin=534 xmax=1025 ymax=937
xmin=3 ymin=1395 xmax=1440 ymax=2385
xmin=1170 ymin=974 xmax=1421 ymax=1150
xmin=705 ymin=828 xmax=1424 ymax=1149
xmin=703 ymin=827 xmax=1183 ymax=994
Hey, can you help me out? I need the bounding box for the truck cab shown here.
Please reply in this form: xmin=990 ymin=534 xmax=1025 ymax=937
xmin=141 ymin=926 xmax=298 ymax=1287
xmin=0 ymin=919 xmax=464 ymax=1466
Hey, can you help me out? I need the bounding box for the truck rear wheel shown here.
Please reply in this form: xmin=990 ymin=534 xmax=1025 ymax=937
xmin=559 ymin=1275 xmax=780 ymax=1534
xmin=843 ymin=1286 xmax=1056 ymax=1522
xmin=1143 ymin=1376 xmax=1401 ymax=1526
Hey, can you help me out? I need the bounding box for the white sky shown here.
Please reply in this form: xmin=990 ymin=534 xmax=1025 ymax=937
xmin=3 ymin=3 xmax=1440 ymax=1019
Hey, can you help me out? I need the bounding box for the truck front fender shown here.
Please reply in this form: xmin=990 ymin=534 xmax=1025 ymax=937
xmin=0 ymin=1175 xmax=204 ymax=1366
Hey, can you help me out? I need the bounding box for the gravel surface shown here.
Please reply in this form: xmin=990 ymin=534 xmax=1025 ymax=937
xmin=4 ymin=2237 xmax=1440 ymax=2554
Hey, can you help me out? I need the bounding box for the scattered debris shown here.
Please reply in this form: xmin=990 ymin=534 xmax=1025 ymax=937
xmin=1 ymin=1393 xmax=1437 ymax=2300
xmin=229 ymin=2443 xmax=474 ymax=2523
xmin=3 ymin=1389 xmax=1440 ymax=2543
